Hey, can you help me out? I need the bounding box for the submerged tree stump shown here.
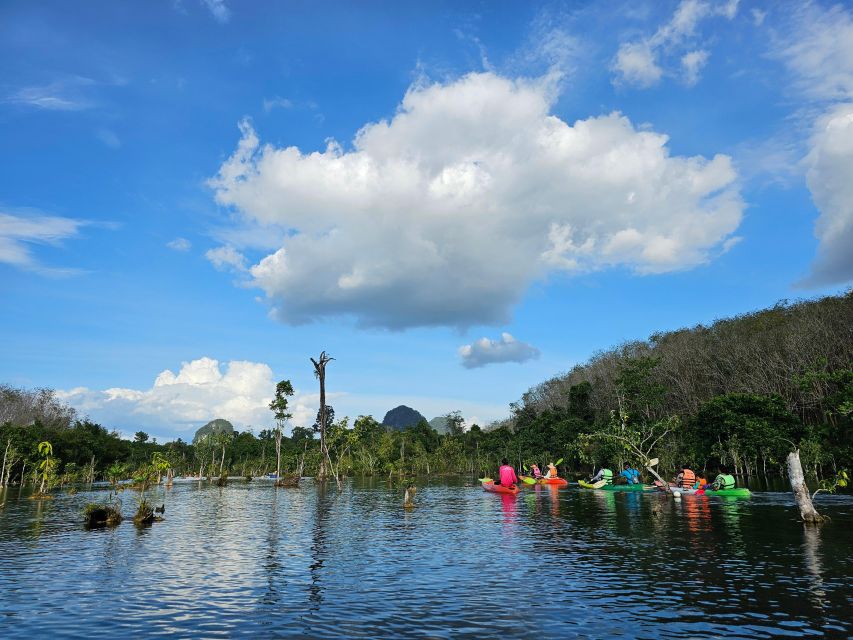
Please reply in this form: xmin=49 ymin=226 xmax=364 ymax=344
xmin=84 ymin=503 xmax=123 ymax=527
xmin=787 ymin=450 xmax=825 ymax=524
xmin=133 ymin=500 xmax=155 ymax=525
xmin=275 ymin=474 xmax=300 ymax=488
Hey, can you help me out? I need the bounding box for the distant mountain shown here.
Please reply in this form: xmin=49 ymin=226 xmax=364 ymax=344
xmin=429 ymin=416 xmax=450 ymax=435
xmin=193 ymin=418 xmax=235 ymax=444
xmin=382 ymin=405 xmax=426 ymax=430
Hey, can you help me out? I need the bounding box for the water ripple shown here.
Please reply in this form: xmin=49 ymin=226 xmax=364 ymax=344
xmin=0 ymin=480 xmax=850 ymax=638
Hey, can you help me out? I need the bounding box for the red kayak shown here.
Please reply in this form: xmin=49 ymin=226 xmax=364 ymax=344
xmin=482 ymin=481 xmax=520 ymax=495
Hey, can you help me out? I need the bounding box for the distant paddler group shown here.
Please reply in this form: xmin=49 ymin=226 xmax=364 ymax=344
xmin=481 ymin=458 xmax=568 ymax=493
xmin=481 ymin=459 xmax=750 ymax=497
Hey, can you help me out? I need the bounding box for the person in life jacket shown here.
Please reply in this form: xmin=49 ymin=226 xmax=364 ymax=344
xmin=496 ymin=458 xmax=518 ymax=487
xmin=694 ymin=474 xmax=708 ymax=489
xmin=544 ymin=462 xmax=559 ymax=479
xmin=712 ymin=466 xmax=736 ymax=490
xmin=531 ymin=463 xmax=543 ymax=479
xmin=674 ymin=464 xmax=696 ymax=490
xmin=620 ymin=463 xmax=640 ymax=485
xmin=589 ymin=467 xmax=613 ymax=485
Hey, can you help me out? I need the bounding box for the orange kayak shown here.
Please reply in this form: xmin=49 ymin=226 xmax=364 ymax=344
xmin=482 ymin=481 xmax=520 ymax=495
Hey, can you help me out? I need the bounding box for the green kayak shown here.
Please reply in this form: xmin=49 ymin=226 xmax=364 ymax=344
xmin=656 ymin=484 xmax=752 ymax=497
xmin=689 ymin=487 xmax=751 ymax=497
xmin=578 ymin=480 xmax=654 ymax=491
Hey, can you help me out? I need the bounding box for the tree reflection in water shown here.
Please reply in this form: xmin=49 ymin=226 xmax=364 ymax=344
xmin=309 ymin=481 xmax=330 ymax=608
xmin=802 ymin=525 xmax=826 ymax=612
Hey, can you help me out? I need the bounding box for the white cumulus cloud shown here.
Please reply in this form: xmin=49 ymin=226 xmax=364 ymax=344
xmin=57 ymin=357 xmax=318 ymax=437
xmin=459 ymin=333 xmax=541 ymax=369
xmin=801 ymin=103 xmax=853 ymax=286
xmin=209 ymin=71 xmax=743 ymax=329
xmin=774 ymin=3 xmax=853 ymax=286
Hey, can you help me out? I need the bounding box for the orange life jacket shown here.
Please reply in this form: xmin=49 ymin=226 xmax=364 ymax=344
xmin=681 ymin=469 xmax=696 ymax=489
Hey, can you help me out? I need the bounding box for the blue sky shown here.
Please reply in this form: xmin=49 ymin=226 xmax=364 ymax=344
xmin=1 ymin=0 xmax=851 ymax=440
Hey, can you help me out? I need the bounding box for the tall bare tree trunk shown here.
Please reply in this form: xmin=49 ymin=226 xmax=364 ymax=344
xmin=787 ymin=450 xmax=824 ymax=524
xmin=88 ymin=454 xmax=96 ymax=484
xmin=0 ymin=439 xmax=10 ymax=488
xmin=311 ymin=351 xmax=334 ymax=482
xmin=275 ymin=429 xmax=282 ymax=479
xmin=219 ymin=443 xmax=226 ymax=476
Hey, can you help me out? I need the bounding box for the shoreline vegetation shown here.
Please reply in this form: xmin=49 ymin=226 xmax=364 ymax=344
xmin=0 ymin=292 xmax=849 ymax=507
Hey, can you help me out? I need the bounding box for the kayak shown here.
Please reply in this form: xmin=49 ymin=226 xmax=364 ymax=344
xmin=654 ymin=481 xmax=751 ymax=497
xmin=521 ymin=475 xmax=568 ymax=486
xmin=482 ymin=481 xmax=520 ymax=495
xmin=578 ymin=480 xmax=654 ymax=492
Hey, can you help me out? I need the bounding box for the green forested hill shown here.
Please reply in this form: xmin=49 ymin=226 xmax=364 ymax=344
xmin=508 ymin=291 xmax=852 ymax=475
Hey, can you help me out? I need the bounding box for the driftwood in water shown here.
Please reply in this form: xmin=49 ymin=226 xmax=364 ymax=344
xmin=787 ymin=450 xmax=825 ymax=524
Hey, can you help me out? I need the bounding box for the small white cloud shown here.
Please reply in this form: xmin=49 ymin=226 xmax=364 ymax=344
xmin=96 ymin=128 xmax=121 ymax=148
xmin=58 ymin=356 xmax=319 ymax=435
xmin=459 ymin=333 xmax=541 ymax=369
xmin=262 ymin=96 xmax=294 ymax=113
xmin=201 ymin=0 xmax=230 ymax=23
xmin=613 ymin=42 xmax=663 ymax=88
xmin=751 ymin=9 xmax=767 ymax=26
xmin=5 ymin=76 xmax=96 ymax=111
xmin=167 ymin=237 xmax=192 ymax=252
xmin=206 ymin=245 xmax=247 ymax=271
xmin=612 ymin=0 xmax=737 ymax=89
xmin=0 ymin=210 xmax=86 ymax=275
xmin=681 ymin=49 xmax=710 ymax=86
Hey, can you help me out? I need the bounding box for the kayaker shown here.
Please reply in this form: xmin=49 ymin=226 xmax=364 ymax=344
xmin=674 ymin=464 xmax=696 ymax=490
xmin=589 ymin=467 xmax=613 ymax=485
xmin=496 ymin=458 xmax=518 ymax=487
xmin=620 ymin=463 xmax=640 ymax=485
xmin=694 ymin=473 xmax=708 ymax=489
xmin=544 ymin=462 xmax=559 ymax=479
xmin=531 ymin=463 xmax=543 ymax=479
xmin=712 ymin=466 xmax=736 ymax=490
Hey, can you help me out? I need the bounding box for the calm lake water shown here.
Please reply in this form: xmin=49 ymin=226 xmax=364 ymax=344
xmin=0 ymin=478 xmax=851 ymax=638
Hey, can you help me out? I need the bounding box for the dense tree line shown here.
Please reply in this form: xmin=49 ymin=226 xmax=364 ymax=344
xmin=506 ymin=291 xmax=852 ymax=478
xmin=1 ymin=292 xmax=850 ymax=488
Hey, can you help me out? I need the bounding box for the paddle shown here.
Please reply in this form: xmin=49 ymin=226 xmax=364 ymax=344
xmin=522 ymin=476 xmax=536 ymax=485
xmin=645 ymin=458 xmax=669 ymax=491
xmin=479 ymin=477 xmax=493 ymax=483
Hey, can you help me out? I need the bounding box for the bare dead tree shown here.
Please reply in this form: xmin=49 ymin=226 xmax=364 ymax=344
xmin=310 ymin=351 xmax=335 ymax=483
xmin=787 ymin=450 xmax=825 ymax=524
